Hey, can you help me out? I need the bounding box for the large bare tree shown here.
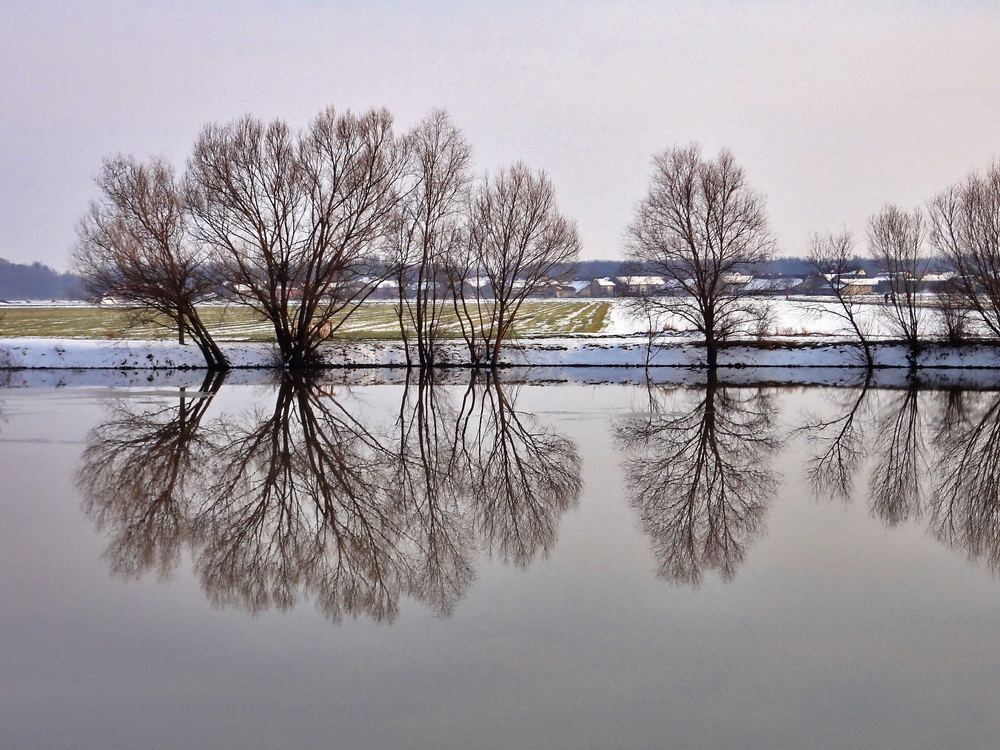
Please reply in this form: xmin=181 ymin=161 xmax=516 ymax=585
xmin=73 ymin=155 xmax=228 ymax=369
xmin=868 ymin=204 xmax=929 ymax=359
xmin=388 ymin=110 xmax=472 ymax=366
xmin=452 ymin=164 xmax=580 ymax=366
xmin=626 ymin=145 xmax=774 ymax=367
xmin=929 ymin=163 xmax=1000 ymax=338
xmin=186 ymin=107 xmax=406 ymax=368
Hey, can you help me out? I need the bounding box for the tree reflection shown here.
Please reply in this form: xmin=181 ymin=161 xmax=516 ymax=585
xmin=868 ymin=385 xmax=929 ymax=526
xmin=78 ymin=371 xmax=225 ymax=577
xmin=460 ymin=373 xmax=582 ymax=567
xmin=799 ymin=373 xmax=873 ymax=502
xmin=77 ymin=372 xmax=580 ymax=622
xmin=801 ymin=382 xmax=934 ymax=523
xmin=930 ymin=391 xmax=1000 ymax=573
xmin=800 ymin=381 xmax=1000 ymax=577
xmin=194 ymin=374 xmax=407 ymax=622
xmin=616 ymin=372 xmax=779 ymax=586
xmin=389 ymin=373 xmax=477 ymax=616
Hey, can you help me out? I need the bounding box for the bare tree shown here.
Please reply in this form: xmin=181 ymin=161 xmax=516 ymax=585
xmin=868 ymin=204 xmax=929 ymax=360
xmin=807 ymin=230 xmax=875 ymax=368
xmin=388 ymin=110 xmax=472 ymax=367
xmin=73 ymin=156 xmax=228 ymax=368
xmin=186 ymin=107 xmax=406 ymax=368
xmin=452 ymin=164 xmax=580 ymax=366
xmin=929 ymin=163 xmax=1000 ymax=338
xmin=626 ymin=145 xmax=775 ymax=368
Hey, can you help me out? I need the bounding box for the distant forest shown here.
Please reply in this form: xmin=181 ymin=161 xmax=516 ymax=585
xmin=0 ymin=258 xmax=84 ymax=300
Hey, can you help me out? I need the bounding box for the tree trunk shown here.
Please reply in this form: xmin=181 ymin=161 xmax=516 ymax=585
xmin=706 ymin=342 xmax=718 ymax=369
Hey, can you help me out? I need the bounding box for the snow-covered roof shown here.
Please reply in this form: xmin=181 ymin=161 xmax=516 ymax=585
xmin=616 ymin=275 xmax=666 ymax=286
xmin=744 ymin=277 xmax=803 ymax=292
xmin=923 ymin=272 xmax=956 ymax=282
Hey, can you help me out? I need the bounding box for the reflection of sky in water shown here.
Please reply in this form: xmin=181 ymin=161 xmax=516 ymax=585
xmin=1 ymin=380 xmax=1000 ymax=749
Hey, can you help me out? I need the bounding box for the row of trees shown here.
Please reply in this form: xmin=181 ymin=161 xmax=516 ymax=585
xmin=625 ymin=145 xmax=1000 ymax=368
xmin=74 ymin=107 xmax=579 ymax=369
xmin=808 ymin=164 xmax=1000 ymax=368
xmin=78 ymin=118 xmax=1000 ymax=371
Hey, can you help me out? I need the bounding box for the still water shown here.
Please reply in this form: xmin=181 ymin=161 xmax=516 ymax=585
xmin=2 ymin=371 xmax=1000 ymax=749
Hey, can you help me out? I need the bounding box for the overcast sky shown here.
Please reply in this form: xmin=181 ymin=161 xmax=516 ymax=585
xmin=2 ymin=0 xmax=999 ymax=269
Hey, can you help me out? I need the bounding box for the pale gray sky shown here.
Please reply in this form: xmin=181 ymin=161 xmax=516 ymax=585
xmin=2 ymin=0 xmax=999 ymax=268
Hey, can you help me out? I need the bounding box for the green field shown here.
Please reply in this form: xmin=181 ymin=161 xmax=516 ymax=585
xmin=0 ymin=300 xmax=613 ymax=340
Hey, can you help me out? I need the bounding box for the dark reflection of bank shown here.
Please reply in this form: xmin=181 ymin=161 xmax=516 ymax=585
xmin=616 ymin=370 xmax=779 ymax=586
xmin=77 ymin=370 xmax=580 ymax=623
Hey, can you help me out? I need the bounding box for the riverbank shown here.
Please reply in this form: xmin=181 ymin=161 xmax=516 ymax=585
xmin=4 ymin=336 xmax=1000 ymax=382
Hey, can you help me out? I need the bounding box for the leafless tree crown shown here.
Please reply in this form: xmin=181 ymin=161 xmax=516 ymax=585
xmin=626 ymin=145 xmax=774 ymax=366
xmin=186 ymin=107 xmax=406 ymax=367
xmin=389 ymin=110 xmax=473 ymax=366
xmin=72 ymin=155 xmax=227 ymax=368
xmin=929 ymin=163 xmax=1000 ymax=337
xmin=455 ymin=163 xmax=581 ymax=365
xmin=807 ymin=230 xmax=875 ymax=367
xmin=868 ymin=204 xmax=929 ymax=353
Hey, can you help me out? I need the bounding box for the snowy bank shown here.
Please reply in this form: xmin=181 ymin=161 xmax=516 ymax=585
xmin=5 ymin=336 xmax=1000 ymax=374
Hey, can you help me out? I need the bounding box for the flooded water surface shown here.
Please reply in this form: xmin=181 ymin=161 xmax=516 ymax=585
xmin=2 ymin=373 xmax=1000 ymax=749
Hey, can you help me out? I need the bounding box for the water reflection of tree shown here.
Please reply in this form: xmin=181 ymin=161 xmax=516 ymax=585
xmin=799 ymin=373 xmax=873 ymax=502
xmin=77 ymin=372 xmax=580 ymax=623
xmin=801 ymin=381 xmax=1000 ymax=576
xmin=78 ymin=371 xmax=225 ymax=577
xmin=195 ymin=375 xmax=408 ymax=621
xmin=930 ymin=391 xmax=1000 ymax=573
xmin=616 ymin=373 xmax=779 ymax=586
xmin=460 ymin=374 xmax=581 ymax=566
xmin=800 ymin=381 xmax=931 ymax=524
xmin=868 ymin=385 xmax=929 ymax=526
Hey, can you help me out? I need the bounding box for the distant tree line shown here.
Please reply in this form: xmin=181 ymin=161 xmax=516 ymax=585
xmin=0 ymin=258 xmax=83 ymax=300
xmin=74 ymin=106 xmax=580 ymax=369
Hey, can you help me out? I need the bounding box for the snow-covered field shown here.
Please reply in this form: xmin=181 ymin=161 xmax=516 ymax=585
xmin=1 ymin=298 xmax=999 ymax=373
xmin=602 ymin=297 xmax=950 ymax=339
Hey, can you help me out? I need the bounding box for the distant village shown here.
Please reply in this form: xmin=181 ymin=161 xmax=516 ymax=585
xmin=0 ymin=255 xmax=957 ymax=303
xmin=361 ymin=267 xmax=957 ymax=301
